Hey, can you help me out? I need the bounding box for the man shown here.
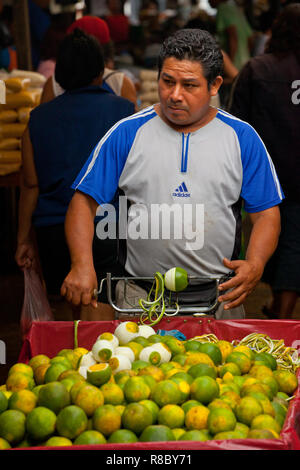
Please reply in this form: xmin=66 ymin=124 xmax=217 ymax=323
xmin=61 ymin=29 xmax=282 ymax=319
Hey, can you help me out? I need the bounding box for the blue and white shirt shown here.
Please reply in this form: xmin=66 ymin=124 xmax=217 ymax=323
xmin=72 ymin=106 xmax=283 ymax=278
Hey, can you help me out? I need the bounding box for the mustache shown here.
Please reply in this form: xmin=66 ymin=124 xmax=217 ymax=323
xmin=167 ymin=103 xmax=188 ymax=111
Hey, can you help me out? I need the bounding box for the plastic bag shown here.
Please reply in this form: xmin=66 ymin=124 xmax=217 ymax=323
xmin=20 ymin=267 xmax=54 ymax=339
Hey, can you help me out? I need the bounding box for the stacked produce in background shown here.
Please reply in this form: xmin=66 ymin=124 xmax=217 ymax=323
xmin=0 ymin=70 xmax=45 ymax=176
xmin=0 ymin=322 xmax=299 ymax=449
xmin=138 ymin=70 xmax=159 ymax=110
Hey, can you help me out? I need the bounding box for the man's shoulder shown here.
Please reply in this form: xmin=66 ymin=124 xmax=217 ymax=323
xmin=105 ymin=105 xmax=157 ymax=134
xmin=216 ymin=109 xmax=255 ymax=136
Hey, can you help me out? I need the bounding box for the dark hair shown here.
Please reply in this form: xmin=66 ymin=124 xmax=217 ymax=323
xmin=157 ymin=29 xmax=223 ymax=87
xmin=55 ymin=28 xmax=105 ymax=91
xmin=266 ymin=3 xmax=300 ymax=61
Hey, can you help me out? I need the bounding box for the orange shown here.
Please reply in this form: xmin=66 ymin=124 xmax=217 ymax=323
xmin=74 ymin=430 xmax=107 ymax=445
xmin=37 ymin=381 xmax=70 ymax=414
xmin=179 ymin=429 xmax=210 ymax=441
xmin=8 ymin=389 xmax=37 ymax=415
xmin=141 ymin=373 xmax=157 ymax=392
xmin=249 ymin=364 xmax=273 ymax=379
xmin=100 ymin=382 xmax=124 ymax=405
xmin=73 ymin=384 xmax=104 ymax=417
xmin=29 ymin=354 xmax=50 ymax=372
xmin=235 ymin=396 xmax=263 ymax=426
xmin=86 ymin=363 xmax=112 ymax=386
xmin=158 ymin=404 xmax=185 ymax=429
xmin=8 ymin=363 xmax=34 ymax=378
xmin=0 ymin=409 xmax=26 ymax=444
xmin=217 ymin=340 xmax=234 ymax=362
xmin=214 ymin=430 xmax=244 ymax=440
xmin=70 ymin=380 xmax=88 ymax=403
xmin=164 ymin=337 xmax=186 ymax=357
xmin=0 ymin=437 xmax=11 ymax=449
xmin=126 ymin=341 xmax=144 ymax=360
xmin=241 ymin=382 xmax=267 ymax=398
xmin=273 ymin=369 xmax=298 ymax=395
xmin=169 ymin=377 xmax=190 ymax=404
xmin=190 ymin=376 xmax=219 ymax=405
xmin=208 ymin=398 xmax=232 ymax=411
xmin=184 ymin=352 xmax=215 ymax=368
xmin=131 ymin=360 xmax=149 ymax=372
xmin=247 ymin=392 xmax=275 ymax=417
xmin=151 ymin=380 xmax=181 ymax=407
xmin=248 ymin=429 xmax=279 ymax=439
xmin=56 ymin=405 xmax=88 ymax=439
xmin=172 ymin=428 xmax=186 ymax=440
xmin=250 ymin=413 xmax=281 ymax=434
xmin=233 ymin=345 xmax=255 ymax=361
xmin=207 ymin=407 xmax=236 ymax=435
xmin=123 ymin=376 xmax=151 ymax=402
xmin=34 ymin=363 xmax=51 ymax=385
xmin=225 ymin=352 xmax=251 ymax=374
xmin=44 ymin=436 xmax=73 ymax=447
xmin=0 ymin=390 xmax=8 ymax=413
xmin=169 ymin=371 xmax=194 ymax=385
xmin=139 ymin=424 xmax=175 ymax=442
xmin=198 ymin=342 xmax=222 ymax=366
xmin=260 ymin=375 xmax=279 ymax=398
xmin=138 ymin=365 xmax=164 ymax=382
xmin=185 ymin=405 xmax=210 ymax=430
xmin=6 ymin=372 xmax=34 ymax=392
xmin=26 ymin=406 xmax=57 ymax=441
xmin=139 ymin=399 xmax=160 ymax=424
xmin=187 ymin=363 xmax=217 ymax=380
xmin=108 ymin=429 xmax=138 ymax=443
xmin=219 ymin=362 xmax=241 ymax=378
xmin=93 ymin=404 xmax=121 ymax=436
xmin=234 ymin=422 xmax=249 ymax=437
xmin=44 ymin=363 xmax=70 ymax=384
xmin=181 ymin=399 xmax=202 ymax=413
xmin=220 ymin=391 xmax=241 ymax=411
xmin=121 ymin=402 xmax=153 ymax=435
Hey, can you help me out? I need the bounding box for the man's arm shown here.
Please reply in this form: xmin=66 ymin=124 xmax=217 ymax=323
xmin=218 ymin=205 xmax=281 ymax=309
xmin=61 ymin=191 xmax=99 ymax=307
xmin=15 ymin=126 xmax=39 ymax=270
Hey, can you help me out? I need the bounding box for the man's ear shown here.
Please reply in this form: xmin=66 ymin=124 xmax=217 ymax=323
xmin=210 ymin=76 xmax=223 ymax=96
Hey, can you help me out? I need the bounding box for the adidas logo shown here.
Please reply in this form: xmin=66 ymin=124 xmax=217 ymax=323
xmin=172 ymin=182 xmax=191 ymax=197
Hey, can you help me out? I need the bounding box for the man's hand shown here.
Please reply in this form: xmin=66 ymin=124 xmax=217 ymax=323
xmin=61 ymin=264 xmax=99 ymax=308
xmin=218 ymin=257 xmax=264 ymax=310
xmin=15 ymin=242 xmax=38 ymax=271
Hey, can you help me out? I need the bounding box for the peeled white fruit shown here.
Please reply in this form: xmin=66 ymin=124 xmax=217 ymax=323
xmin=137 ymin=324 xmax=156 ymax=338
xmin=77 ymin=351 xmax=96 ymax=368
xmin=114 ymin=321 xmax=139 ymax=345
xmin=109 ymin=354 xmax=132 ymax=373
xmin=78 ymin=365 xmax=88 ymax=379
xmin=92 ymin=339 xmax=115 ymax=362
xmin=115 ymin=346 xmax=135 ymax=363
xmin=97 ymin=332 xmax=119 ymax=349
xmin=139 ymin=345 xmax=162 ymax=366
xmin=151 ymin=342 xmax=172 ymax=363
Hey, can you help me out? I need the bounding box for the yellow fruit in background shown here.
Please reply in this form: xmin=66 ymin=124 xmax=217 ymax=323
xmin=235 ymin=396 xmax=263 ymax=426
xmin=234 ymin=345 xmax=255 ymax=361
xmin=93 ymin=404 xmax=122 ymax=436
xmin=207 ymin=407 xmax=237 ymax=435
xmin=121 ymin=402 xmax=153 ymax=435
xmin=0 ymin=409 xmax=26 ymax=444
xmin=26 ymin=406 xmax=57 ymax=441
xmin=217 ymin=340 xmax=234 ymax=362
xmin=185 ymin=405 xmax=210 ymax=430
xmin=56 ymin=405 xmax=88 ymax=440
xmin=158 ymin=404 xmax=185 ymax=429
xmin=234 ymin=422 xmax=249 ymax=437
xmin=0 ymin=437 xmax=11 ymax=449
xmin=8 ymin=389 xmax=37 ymax=414
xmin=6 ymin=372 xmax=34 ymax=392
xmin=74 ymin=384 xmax=104 ymax=417
xmin=249 ymin=364 xmax=273 ymax=379
xmin=273 ymin=370 xmax=298 ymax=395
xmin=100 ymin=382 xmax=124 ymax=405
xmin=8 ymin=363 xmax=33 ymax=378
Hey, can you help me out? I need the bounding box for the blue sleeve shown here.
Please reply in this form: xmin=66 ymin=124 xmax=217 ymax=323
xmin=238 ymin=124 xmax=284 ymax=213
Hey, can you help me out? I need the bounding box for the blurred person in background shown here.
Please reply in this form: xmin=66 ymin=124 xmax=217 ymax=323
xmin=229 ymin=3 xmax=300 ymax=319
xmin=40 ymin=15 xmax=138 ymax=108
xmin=15 ymin=29 xmax=135 ymax=321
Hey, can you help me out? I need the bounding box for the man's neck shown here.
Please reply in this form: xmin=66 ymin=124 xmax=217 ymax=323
xmin=154 ymin=104 xmax=218 ymax=133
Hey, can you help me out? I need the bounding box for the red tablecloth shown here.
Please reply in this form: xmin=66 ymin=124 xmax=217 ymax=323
xmin=17 ymin=317 xmax=300 ymax=451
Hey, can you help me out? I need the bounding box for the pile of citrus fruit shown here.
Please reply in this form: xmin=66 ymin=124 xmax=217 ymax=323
xmin=0 ymin=321 xmax=299 ymax=449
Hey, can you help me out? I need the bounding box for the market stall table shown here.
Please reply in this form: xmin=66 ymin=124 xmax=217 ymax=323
xmin=16 ymin=317 xmax=300 ymax=451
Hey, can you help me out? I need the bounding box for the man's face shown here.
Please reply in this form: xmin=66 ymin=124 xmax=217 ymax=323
xmin=158 ymin=57 xmax=222 ymax=131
